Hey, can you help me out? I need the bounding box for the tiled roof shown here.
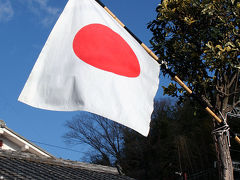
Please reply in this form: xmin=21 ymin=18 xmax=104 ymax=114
xmin=0 ymin=150 xmax=134 ymax=180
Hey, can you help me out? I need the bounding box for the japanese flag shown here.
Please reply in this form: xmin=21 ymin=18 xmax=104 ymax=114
xmin=18 ymin=0 xmax=160 ymax=136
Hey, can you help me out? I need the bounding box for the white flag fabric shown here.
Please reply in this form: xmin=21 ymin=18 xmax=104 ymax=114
xmin=18 ymin=0 xmax=160 ymax=136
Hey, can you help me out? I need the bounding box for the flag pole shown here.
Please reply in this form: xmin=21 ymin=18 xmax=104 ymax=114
xmin=94 ymin=0 xmax=240 ymax=144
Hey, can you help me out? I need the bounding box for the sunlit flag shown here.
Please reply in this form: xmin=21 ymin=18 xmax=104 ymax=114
xmin=18 ymin=0 xmax=160 ymax=136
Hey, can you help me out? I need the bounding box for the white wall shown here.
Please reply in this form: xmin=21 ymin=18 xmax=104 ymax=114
xmin=0 ymin=136 xmax=21 ymax=151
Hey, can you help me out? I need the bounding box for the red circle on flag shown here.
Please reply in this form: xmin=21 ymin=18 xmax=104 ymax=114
xmin=73 ymin=24 xmax=140 ymax=77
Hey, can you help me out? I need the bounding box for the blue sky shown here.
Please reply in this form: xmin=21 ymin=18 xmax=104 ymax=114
xmin=0 ymin=0 xmax=168 ymax=161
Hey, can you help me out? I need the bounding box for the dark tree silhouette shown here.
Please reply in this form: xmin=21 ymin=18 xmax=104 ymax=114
xmin=63 ymin=112 xmax=124 ymax=166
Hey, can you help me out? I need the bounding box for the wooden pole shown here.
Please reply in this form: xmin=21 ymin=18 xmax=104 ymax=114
xmin=95 ymin=0 xmax=240 ymax=144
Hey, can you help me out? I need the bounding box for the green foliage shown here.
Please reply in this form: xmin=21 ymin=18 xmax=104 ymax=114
xmin=148 ymin=0 xmax=240 ymax=111
xmin=120 ymin=99 xmax=217 ymax=179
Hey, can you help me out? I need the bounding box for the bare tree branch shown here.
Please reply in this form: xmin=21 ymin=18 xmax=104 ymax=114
xmin=63 ymin=113 xmax=124 ymax=165
xmin=227 ymin=71 xmax=237 ymax=89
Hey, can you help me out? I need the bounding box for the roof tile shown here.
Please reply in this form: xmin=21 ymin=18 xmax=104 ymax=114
xmin=0 ymin=150 xmax=134 ymax=180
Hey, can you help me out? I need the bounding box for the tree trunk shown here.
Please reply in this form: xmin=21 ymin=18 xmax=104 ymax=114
xmin=214 ymin=130 xmax=234 ymax=180
xmin=214 ymin=78 xmax=235 ymax=180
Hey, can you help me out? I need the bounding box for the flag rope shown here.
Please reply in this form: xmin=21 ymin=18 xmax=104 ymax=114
xmin=94 ymin=0 xmax=240 ymax=144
